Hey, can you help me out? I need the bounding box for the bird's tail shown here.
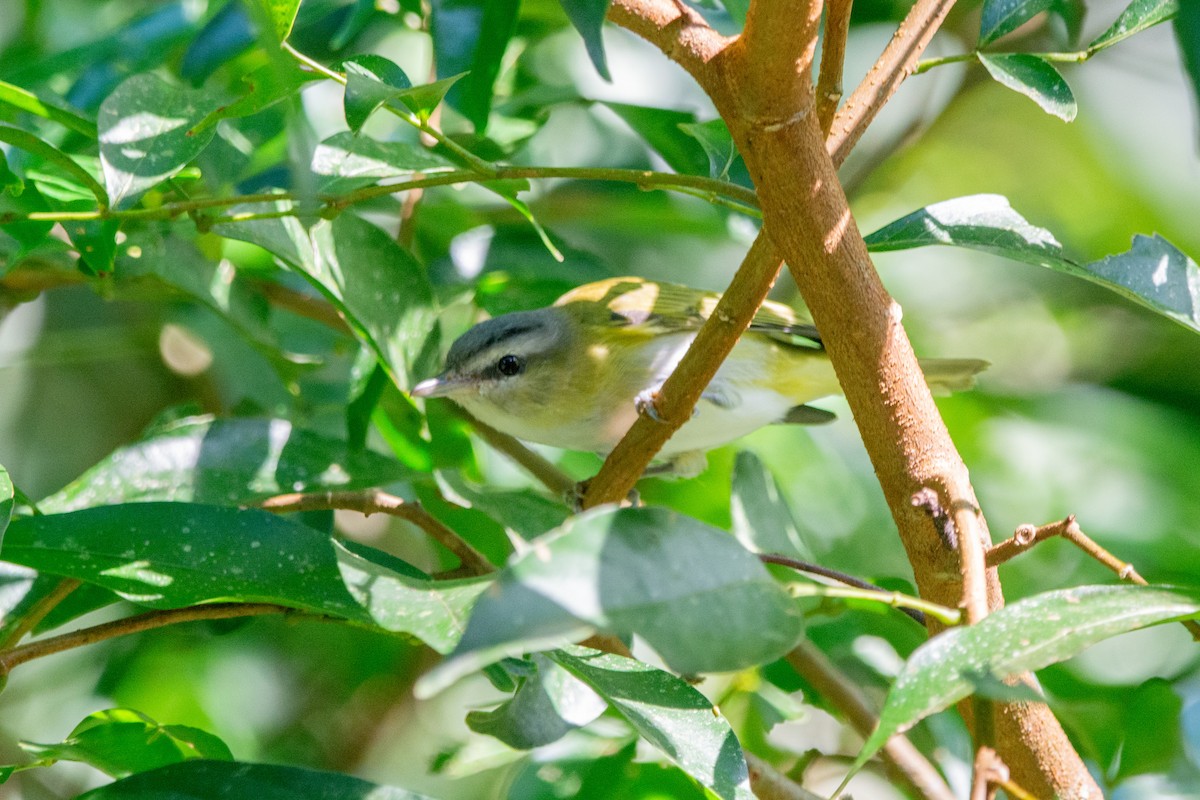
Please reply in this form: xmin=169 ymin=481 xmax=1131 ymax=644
xmin=919 ymin=358 xmax=990 ymax=395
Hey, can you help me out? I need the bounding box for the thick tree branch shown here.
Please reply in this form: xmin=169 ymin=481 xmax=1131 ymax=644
xmin=581 ymin=230 xmax=782 ymax=507
xmin=826 ymin=0 xmax=957 ymax=166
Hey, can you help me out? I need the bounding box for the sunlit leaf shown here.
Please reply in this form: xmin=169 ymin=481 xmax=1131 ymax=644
xmin=1090 ymin=0 xmax=1178 ymax=50
xmin=39 ymin=416 xmax=409 ymax=513
xmin=850 ymin=585 xmax=1200 ymax=775
xmin=9 ymin=708 xmax=232 ymax=780
xmin=864 ymin=194 xmax=1200 ymax=333
xmin=312 ymin=131 xmax=457 ymax=191
xmin=76 ymin=760 xmax=437 ymax=799
xmin=0 ymin=79 xmax=97 ymax=138
xmin=559 ymin=0 xmax=613 ymax=80
xmin=467 ymin=652 xmax=606 ymax=748
xmin=98 ymin=74 xmax=220 ymax=208
xmin=251 ymin=0 xmax=301 ymax=42
xmin=979 ymin=0 xmax=1057 ymax=45
xmin=0 ymin=465 xmax=12 ymax=548
xmin=189 ymin=63 xmax=319 ymax=135
xmin=977 ymin=53 xmax=1077 ymax=122
xmin=0 ymin=126 xmax=107 ymax=206
xmin=551 ymin=647 xmax=755 ymax=800
xmin=417 ymin=506 xmax=805 ymax=696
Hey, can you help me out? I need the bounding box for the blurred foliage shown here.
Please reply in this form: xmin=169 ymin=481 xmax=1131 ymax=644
xmin=0 ymin=0 xmax=1199 ymax=798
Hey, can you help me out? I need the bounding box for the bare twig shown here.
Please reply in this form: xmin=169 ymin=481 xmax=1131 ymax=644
xmin=1 ymin=578 xmax=81 ymax=649
xmin=260 ymin=489 xmax=495 ymax=576
xmin=971 ymin=746 xmax=1004 ymax=800
xmin=447 ymin=407 xmax=579 ymax=501
xmin=786 ymin=642 xmax=957 ymax=800
xmin=581 ymin=230 xmax=783 ymax=508
xmin=988 ymin=515 xmax=1200 ymax=641
xmin=826 ymin=0 xmax=957 ymax=167
xmin=759 ymin=553 xmax=928 ymax=625
xmin=745 ymin=752 xmax=824 ymax=800
xmin=816 ymin=0 xmax=854 ymax=137
xmin=251 ymin=280 xmax=352 ymax=333
xmin=0 ymin=603 xmax=297 ymax=673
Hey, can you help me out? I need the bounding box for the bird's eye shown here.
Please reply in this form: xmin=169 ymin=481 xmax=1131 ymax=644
xmin=496 ymin=354 xmax=524 ymax=376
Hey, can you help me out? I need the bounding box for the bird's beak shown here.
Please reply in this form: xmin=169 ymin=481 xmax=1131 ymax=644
xmin=410 ymin=375 xmax=458 ymax=399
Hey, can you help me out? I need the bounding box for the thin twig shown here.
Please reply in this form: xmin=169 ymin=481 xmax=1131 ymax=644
xmin=0 ymin=603 xmax=298 ymax=673
xmin=971 ymin=746 xmax=1004 ymax=800
xmin=988 ymin=515 xmax=1200 ymax=641
xmin=745 ymin=752 xmax=823 ymax=800
xmin=582 ymin=229 xmax=782 ymax=508
xmin=251 ymin=280 xmax=352 ymax=333
xmin=445 ymin=406 xmax=579 ymax=501
xmin=759 ymin=553 xmax=930 ymax=625
xmin=786 ymin=642 xmax=957 ymax=800
xmin=816 ymin=0 xmax=854 ymax=137
xmin=1 ymin=578 xmax=81 ymax=649
xmin=259 ymin=489 xmax=495 ymax=575
xmin=787 ymin=582 xmax=960 ymax=626
xmin=826 ymin=0 xmax=957 ymax=167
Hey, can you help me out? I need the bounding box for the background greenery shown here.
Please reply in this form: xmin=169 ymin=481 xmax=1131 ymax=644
xmin=1 ymin=0 xmax=1199 ymax=798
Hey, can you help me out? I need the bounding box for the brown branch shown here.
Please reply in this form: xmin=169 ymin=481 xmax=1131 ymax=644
xmin=988 ymin=515 xmax=1200 ymax=641
xmin=745 ymin=752 xmax=824 ymax=800
xmin=607 ymin=0 xmax=732 ymax=87
xmin=447 ymin=407 xmax=579 ymax=501
xmin=251 ymin=279 xmax=352 ymax=333
xmin=259 ymin=489 xmax=496 ymax=576
xmin=786 ymin=643 xmax=956 ymax=800
xmin=0 ymin=603 xmax=297 ymax=673
xmin=0 ymin=578 xmax=82 ymax=649
xmin=826 ymin=0 xmax=957 ymax=167
xmin=581 ymin=230 xmax=782 ymax=508
xmin=816 ymin=0 xmax=854 ymax=137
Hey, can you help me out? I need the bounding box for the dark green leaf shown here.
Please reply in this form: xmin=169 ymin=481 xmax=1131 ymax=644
xmin=312 ymin=131 xmax=457 ymax=191
xmin=485 ymin=180 xmax=564 ymax=261
xmin=852 ymin=585 xmax=1200 ymax=772
xmin=0 ymin=126 xmax=107 ymax=206
xmin=551 ymin=647 xmax=755 ymax=800
xmin=1114 ymin=678 xmax=1183 ymax=780
xmin=864 ymin=195 xmax=1200 ymax=333
xmin=343 ymin=55 xmax=414 ymax=133
xmin=0 ymin=465 xmax=11 ymax=548
xmin=979 ymin=0 xmax=1057 ymax=46
xmin=40 ymin=416 xmax=409 ymax=513
xmin=98 ymin=74 xmax=221 ymax=208
xmin=977 ymin=53 xmax=1076 ymax=122
xmin=559 ymin=0 xmax=613 ymax=80
xmin=467 ymin=652 xmax=606 ymax=748
xmin=12 ymin=708 xmax=231 ymax=779
xmin=251 ymin=0 xmax=302 ymax=42
xmin=678 ymin=118 xmax=739 ymax=178
xmin=396 ymin=74 xmax=467 ymax=122
xmin=431 ymin=0 xmax=522 ymax=131
xmin=1090 ymin=0 xmax=1178 ymax=50
xmin=0 ymin=151 xmax=21 ymax=196
xmin=1175 ymin=0 xmax=1200 ymax=132
xmin=76 ymin=760 xmax=436 ymax=800
xmin=417 ymin=506 xmax=805 ymax=695
xmin=0 ymin=79 xmax=97 ymax=139
xmin=602 ymin=103 xmax=708 ymax=176
xmin=61 ymin=217 xmax=120 ymax=275
xmin=730 ymin=452 xmax=813 ymax=560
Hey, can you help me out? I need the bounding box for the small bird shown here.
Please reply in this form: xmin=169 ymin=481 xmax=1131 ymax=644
xmin=411 ymin=276 xmax=986 ymax=476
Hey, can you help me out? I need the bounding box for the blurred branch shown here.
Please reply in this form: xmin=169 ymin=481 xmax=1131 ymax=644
xmin=250 ymin=279 xmax=351 ymax=333
xmin=816 ymin=0 xmax=853 ymax=136
xmin=759 ymin=553 xmax=931 ymax=625
xmin=581 ymin=230 xmax=782 ymax=508
xmin=745 ymin=753 xmax=823 ymax=800
xmin=0 ymin=578 xmax=81 ymax=649
xmin=988 ymin=515 xmax=1200 ymax=641
xmin=786 ymin=642 xmax=957 ymax=800
xmin=826 ymin=0 xmax=957 ymax=167
xmin=445 ymin=406 xmax=579 ymax=501
xmin=259 ymin=489 xmax=496 ymax=576
xmin=0 ymin=603 xmax=299 ymax=673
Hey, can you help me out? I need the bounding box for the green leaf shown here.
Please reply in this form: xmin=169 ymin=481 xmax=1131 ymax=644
xmin=1 ymin=501 xmax=487 ymax=652
xmin=215 ymin=209 xmax=438 ymax=387
xmin=977 ymin=53 xmax=1076 ymax=122
xmin=1090 ymin=0 xmax=1178 ymax=51
xmin=550 ymin=647 xmax=755 ymax=800
xmin=864 ymin=194 xmax=1200 ymax=334
xmin=467 ymin=652 xmax=606 ymax=748
xmin=979 ymin=0 xmax=1057 ymax=46
xmin=602 ymin=103 xmax=708 ymax=176
xmin=1175 ymin=0 xmax=1200 ymax=132
xmin=98 ymin=74 xmax=221 ymax=208
xmin=730 ymin=452 xmax=812 ymax=560
xmin=311 ymin=131 xmax=457 ymax=191
xmin=0 ymin=465 xmax=12 ymax=549
xmin=851 ymin=585 xmax=1200 ymax=774
xmin=397 ymin=73 xmax=468 ymax=122
xmin=431 ymin=0 xmax=522 ymax=131
xmin=39 ymin=416 xmax=409 ymax=513
xmin=0 ymin=150 xmax=21 ymax=196
xmin=76 ymin=760 xmax=437 ymax=800
xmin=0 ymin=78 xmax=97 ymax=139
xmin=417 ymin=506 xmax=805 ymax=696
xmin=0 ymin=126 xmax=108 ymax=206
xmin=343 ymin=55 xmax=414 ymax=133
xmin=678 ymin=118 xmax=739 ymax=178
xmin=189 ymin=63 xmax=319 ymax=135
xmin=11 ymin=708 xmax=231 ymax=779
xmin=559 ymin=0 xmax=613 ymax=80
xmin=251 ymin=0 xmax=302 ymax=42
xmin=485 ymin=179 xmax=564 ymax=262
xmin=62 ymin=217 xmax=120 ymax=275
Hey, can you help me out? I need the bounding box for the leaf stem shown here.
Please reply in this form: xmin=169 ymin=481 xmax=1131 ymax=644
xmin=787 ymin=581 xmax=962 ymax=625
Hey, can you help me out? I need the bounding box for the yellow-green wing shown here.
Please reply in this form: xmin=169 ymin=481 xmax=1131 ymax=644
xmin=555 ymin=276 xmax=820 ymax=344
